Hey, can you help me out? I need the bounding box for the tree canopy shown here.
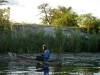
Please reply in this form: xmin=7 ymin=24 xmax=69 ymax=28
xmin=52 ymin=6 xmax=78 ymax=26
xmin=37 ymin=3 xmax=78 ymax=26
xmin=0 ymin=7 xmax=10 ymax=31
xmin=37 ymin=3 xmax=100 ymax=34
xmin=78 ymin=13 xmax=100 ymax=34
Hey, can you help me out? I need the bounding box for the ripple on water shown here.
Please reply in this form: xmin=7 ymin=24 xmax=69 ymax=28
xmin=1 ymin=53 xmax=100 ymax=75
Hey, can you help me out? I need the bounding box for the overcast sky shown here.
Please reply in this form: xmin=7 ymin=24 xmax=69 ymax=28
xmin=1 ymin=0 xmax=100 ymax=24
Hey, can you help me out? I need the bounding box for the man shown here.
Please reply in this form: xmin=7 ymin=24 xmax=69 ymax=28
xmin=36 ymin=44 xmax=50 ymax=62
xmin=43 ymin=44 xmax=50 ymax=62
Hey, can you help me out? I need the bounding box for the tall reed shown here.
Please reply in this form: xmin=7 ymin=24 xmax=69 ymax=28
xmin=87 ymin=34 xmax=100 ymax=52
xmin=0 ymin=26 xmax=100 ymax=54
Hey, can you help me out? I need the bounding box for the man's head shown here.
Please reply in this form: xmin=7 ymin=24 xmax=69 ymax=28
xmin=42 ymin=44 xmax=47 ymax=50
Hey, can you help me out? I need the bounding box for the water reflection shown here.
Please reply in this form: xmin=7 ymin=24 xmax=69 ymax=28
xmin=43 ymin=66 xmax=49 ymax=75
xmin=36 ymin=66 xmax=50 ymax=75
xmin=53 ymin=66 xmax=100 ymax=75
xmin=1 ymin=61 xmax=100 ymax=75
xmin=7 ymin=61 xmax=50 ymax=75
xmin=1 ymin=53 xmax=100 ymax=75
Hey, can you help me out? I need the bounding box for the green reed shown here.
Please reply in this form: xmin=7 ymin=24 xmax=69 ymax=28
xmin=87 ymin=34 xmax=100 ymax=52
xmin=0 ymin=26 xmax=100 ymax=54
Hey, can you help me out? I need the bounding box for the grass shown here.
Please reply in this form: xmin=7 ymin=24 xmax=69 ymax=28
xmin=0 ymin=26 xmax=100 ymax=54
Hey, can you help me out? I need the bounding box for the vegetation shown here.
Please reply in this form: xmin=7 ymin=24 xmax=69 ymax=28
xmin=0 ymin=2 xmax=100 ymax=54
xmin=78 ymin=13 xmax=100 ymax=34
xmin=0 ymin=0 xmax=10 ymax=31
xmin=37 ymin=3 xmax=100 ymax=34
xmin=37 ymin=3 xmax=78 ymax=27
xmin=0 ymin=7 xmax=10 ymax=31
xmin=0 ymin=26 xmax=100 ymax=54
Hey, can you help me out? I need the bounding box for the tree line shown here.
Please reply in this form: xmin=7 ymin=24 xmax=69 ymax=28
xmin=0 ymin=1 xmax=100 ymax=53
xmin=37 ymin=3 xmax=100 ymax=34
xmin=0 ymin=1 xmax=100 ymax=34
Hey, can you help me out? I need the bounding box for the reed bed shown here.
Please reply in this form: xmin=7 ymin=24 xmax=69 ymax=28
xmin=0 ymin=26 xmax=100 ymax=54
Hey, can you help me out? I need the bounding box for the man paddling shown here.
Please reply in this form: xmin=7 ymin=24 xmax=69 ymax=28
xmin=36 ymin=44 xmax=50 ymax=62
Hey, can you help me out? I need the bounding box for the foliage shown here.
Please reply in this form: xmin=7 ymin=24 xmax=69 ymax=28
xmin=87 ymin=34 xmax=100 ymax=52
xmin=0 ymin=25 xmax=100 ymax=54
xmin=0 ymin=7 xmax=10 ymax=31
xmin=37 ymin=3 xmax=78 ymax=26
xmin=37 ymin=3 xmax=52 ymax=25
xmin=78 ymin=13 xmax=100 ymax=34
xmin=37 ymin=3 xmax=100 ymax=34
xmin=54 ymin=26 xmax=66 ymax=53
xmin=52 ymin=6 xmax=78 ymax=27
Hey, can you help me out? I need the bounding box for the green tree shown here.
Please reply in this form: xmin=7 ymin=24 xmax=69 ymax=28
xmin=37 ymin=4 xmax=78 ymax=26
xmin=0 ymin=7 xmax=10 ymax=31
xmin=78 ymin=13 xmax=100 ymax=34
xmin=37 ymin=3 xmax=52 ymax=25
xmin=51 ymin=6 xmax=78 ymax=26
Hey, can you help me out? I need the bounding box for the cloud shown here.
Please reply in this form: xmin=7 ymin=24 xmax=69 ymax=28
xmin=6 ymin=0 xmax=19 ymax=5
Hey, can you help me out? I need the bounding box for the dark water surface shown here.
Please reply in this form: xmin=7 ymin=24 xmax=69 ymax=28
xmin=0 ymin=53 xmax=100 ymax=75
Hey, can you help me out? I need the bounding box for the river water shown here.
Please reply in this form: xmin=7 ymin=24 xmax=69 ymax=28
xmin=0 ymin=53 xmax=100 ymax=75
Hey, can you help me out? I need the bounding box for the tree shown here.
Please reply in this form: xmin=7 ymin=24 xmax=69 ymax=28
xmin=37 ymin=4 xmax=78 ymax=26
xmin=37 ymin=3 xmax=52 ymax=25
xmin=78 ymin=13 xmax=100 ymax=34
xmin=51 ymin=6 xmax=78 ymax=26
xmin=0 ymin=7 xmax=10 ymax=31
xmin=0 ymin=0 xmax=8 ymax=5
xmin=0 ymin=0 xmax=10 ymax=31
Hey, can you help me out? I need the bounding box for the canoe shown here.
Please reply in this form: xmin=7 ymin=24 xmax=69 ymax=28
xmin=8 ymin=52 xmax=62 ymax=66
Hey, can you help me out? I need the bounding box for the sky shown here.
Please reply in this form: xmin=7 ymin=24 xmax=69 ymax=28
xmin=1 ymin=0 xmax=100 ymax=24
